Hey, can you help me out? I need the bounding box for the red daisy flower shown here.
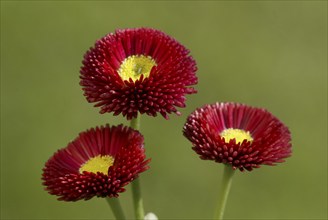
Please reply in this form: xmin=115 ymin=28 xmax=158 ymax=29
xmin=80 ymin=28 xmax=198 ymax=120
xmin=42 ymin=124 xmax=150 ymax=201
xmin=183 ymin=102 xmax=292 ymax=171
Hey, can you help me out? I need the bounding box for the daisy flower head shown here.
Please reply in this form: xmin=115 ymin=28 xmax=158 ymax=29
xmin=183 ymin=102 xmax=292 ymax=171
xmin=80 ymin=28 xmax=198 ymax=120
xmin=42 ymin=124 xmax=150 ymax=201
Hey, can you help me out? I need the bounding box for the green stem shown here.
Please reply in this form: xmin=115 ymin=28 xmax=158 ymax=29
xmin=130 ymin=115 xmax=140 ymax=130
xmin=131 ymin=176 xmax=145 ymax=220
xmin=214 ymin=165 xmax=235 ymax=220
xmin=130 ymin=115 xmax=145 ymax=220
xmin=106 ymin=197 xmax=126 ymax=220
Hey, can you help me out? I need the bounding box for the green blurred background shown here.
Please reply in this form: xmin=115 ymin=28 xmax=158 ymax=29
xmin=1 ymin=1 xmax=327 ymax=219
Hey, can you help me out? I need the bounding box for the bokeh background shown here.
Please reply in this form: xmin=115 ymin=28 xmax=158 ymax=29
xmin=1 ymin=1 xmax=327 ymax=219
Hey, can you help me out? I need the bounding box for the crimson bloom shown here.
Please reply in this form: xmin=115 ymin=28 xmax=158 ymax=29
xmin=42 ymin=124 xmax=150 ymax=201
xmin=80 ymin=28 xmax=197 ymax=120
xmin=183 ymin=102 xmax=292 ymax=171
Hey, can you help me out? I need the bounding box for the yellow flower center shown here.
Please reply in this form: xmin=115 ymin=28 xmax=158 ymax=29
xmin=117 ymin=55 xmax=157 ymax=82
xmin=79 ymin=155 xmax=114 ymax=175
xmin=220 ymin=128 xmax=253 ymax=144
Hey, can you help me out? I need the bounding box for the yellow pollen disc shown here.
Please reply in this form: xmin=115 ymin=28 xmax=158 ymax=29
xmin=79 ymin=155 xmax=114 ymax=175
xmin=118 ymin=55 xmax=157 ymax=82
xmin=220 ymin=128 xmax=253 ymax=144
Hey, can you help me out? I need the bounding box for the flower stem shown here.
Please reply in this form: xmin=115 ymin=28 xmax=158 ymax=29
xmin=130 ymin=115 xmax=145 ymax=220
xmin=106 ymin=197 xmax=126 ymax=220
xmin=214 ymin=165 xmax=235 ymax=220
xmin=130 ymin=115 xmax=140 ymax=131
xmin=131 ymin=176 xmax=145 ymax=220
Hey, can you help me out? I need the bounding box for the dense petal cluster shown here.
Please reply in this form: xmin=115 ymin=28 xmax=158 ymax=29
xmin=80 ymin=28 xmax=198 ymax=120
xmin=42 ymin=124 xmax=150 ymax=201
xmin=183 ymin=102 xmax=292 ymax=171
